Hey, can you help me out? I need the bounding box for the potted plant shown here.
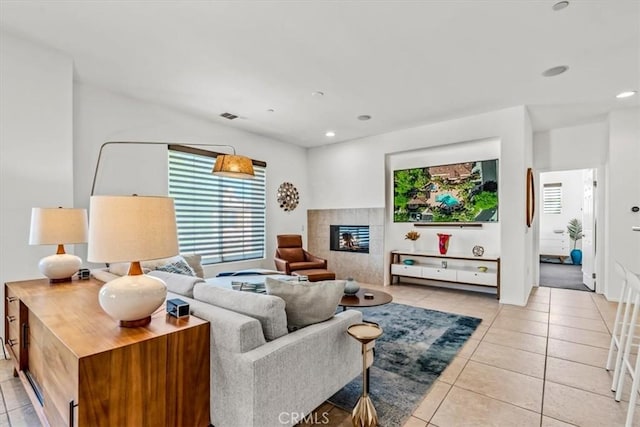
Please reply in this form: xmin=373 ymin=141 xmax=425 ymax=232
xmin=405 ymin=230 xmax=420 ymax=252
xmin=567 ymin=218 xmax=584 ymax=265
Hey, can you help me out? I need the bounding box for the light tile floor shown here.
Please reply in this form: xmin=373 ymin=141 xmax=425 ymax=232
xmin=1 ymin=284 xmax=632 ymax=427
xmin=304 ymin=283 xmax=636 ymax=427
xmin=0 ymin=355 xmax=39 ymax=426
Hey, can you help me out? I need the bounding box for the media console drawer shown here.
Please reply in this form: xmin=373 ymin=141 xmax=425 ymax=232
xmin=422 ymin=266 xmax=457 ymax=281
xmin=389 ymin=251 xmax=501 ymax=299
xmin=390 ymin=264 xmax=422 ymax=277
xmin=457 ymin=270 xmax=497 ymax=286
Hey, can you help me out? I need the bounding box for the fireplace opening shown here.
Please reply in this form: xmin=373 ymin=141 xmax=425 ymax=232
xmin=330 ymin=225 xmax=369 ymax=253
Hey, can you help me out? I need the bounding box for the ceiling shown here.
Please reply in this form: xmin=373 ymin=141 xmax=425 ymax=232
xmin=1 ymin=1 xmax=638 ymax=148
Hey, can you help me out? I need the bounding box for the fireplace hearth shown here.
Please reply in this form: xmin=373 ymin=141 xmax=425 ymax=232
xmin=330 ymin=225 xmax=369 ymax=253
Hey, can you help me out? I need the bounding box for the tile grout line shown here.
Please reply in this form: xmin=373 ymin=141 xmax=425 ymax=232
xmin=0 ymin=377 xmax=12 ymax=427
xmin=539 ymin=290 xmax=551 ymax=427
xmin=447 ymin=381 xmax=543 ymax=418
xmin=418 ymin=300 xmax=504 ymax=425
xmin=589 ymin=291 xmax=617 ymax=335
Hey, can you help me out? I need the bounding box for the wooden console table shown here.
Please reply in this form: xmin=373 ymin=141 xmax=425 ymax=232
xmin=390 ymin=251 xmax=501 ymax=299
xmin=4 ymin=278 xmax=210 ymax=426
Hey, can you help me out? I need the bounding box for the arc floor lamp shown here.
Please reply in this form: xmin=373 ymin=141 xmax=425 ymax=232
xmin=88 ymin=141 xmax=255 ymax=326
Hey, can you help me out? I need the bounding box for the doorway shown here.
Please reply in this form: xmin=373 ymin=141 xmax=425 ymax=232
xmin=538 ymin=168 xmax=597 ymax=292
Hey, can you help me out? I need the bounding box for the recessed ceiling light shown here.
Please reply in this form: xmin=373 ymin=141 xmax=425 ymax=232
xmin=325 ymin=131 xmax=336 ymax=137
xmin=616 ymin=91 xmax=637 ymax=99
xmin=542 ymin=65 xmax=569 ymax=77
xmin=552 ymin=1 xmax=569 ymax=11
xmin=312 ymin=91 xmax=324 ymax=97
xmin=357 ymin=115 xmax=372 ymax=121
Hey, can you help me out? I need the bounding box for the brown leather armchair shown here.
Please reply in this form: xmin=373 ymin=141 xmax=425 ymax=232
xmin=274 ymin=235 xmax=327 ymax=275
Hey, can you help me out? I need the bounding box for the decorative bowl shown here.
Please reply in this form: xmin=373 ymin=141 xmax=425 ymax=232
xmin=403 ymin=259 xmax=415 ymax=265
xmin=477 ymin=266 xmax=488 ymax=273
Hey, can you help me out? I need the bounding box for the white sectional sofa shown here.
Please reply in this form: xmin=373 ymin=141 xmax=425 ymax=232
xmin=92 ymin=268 xmax=363 ymax=427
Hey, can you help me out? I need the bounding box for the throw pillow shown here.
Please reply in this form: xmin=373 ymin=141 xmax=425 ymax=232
xmin=141 ymin=255 xmax=183 ymax=270
xmin=181 ymin=253 xmax=204 ymax=278
xmin=265 ymin=277 xmax=345 ymax=330
xmin=155 ymin=258 xmax=196 ymax=276
xmin=107 ymin=262 xmax=150 ymax=276
xmin=193 ymin=283 xmax=288 ymax=341
xmin=108 ymin=262 xmax=131 ymax=276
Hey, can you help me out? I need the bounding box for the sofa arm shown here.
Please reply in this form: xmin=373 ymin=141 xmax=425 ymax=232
xmin=303 ymin=251 xmax=327 ymax=268
xmin=214 ymin=310 xmax=362 ymax=427
xmin=273 ymin=257 xmax=291 ymax=274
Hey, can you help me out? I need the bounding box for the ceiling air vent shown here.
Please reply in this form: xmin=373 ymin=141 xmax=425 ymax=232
xmin=220 ymin=112 xmax=239 ymax=120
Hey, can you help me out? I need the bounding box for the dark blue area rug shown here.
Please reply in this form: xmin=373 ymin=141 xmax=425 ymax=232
xmin=329 ymin=303 xmax=481 ymax=426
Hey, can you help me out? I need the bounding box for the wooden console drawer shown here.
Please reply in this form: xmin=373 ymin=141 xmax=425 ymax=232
xmin=5 ymin=278 xmax=210 ymax=426
xmin=5 ymin=287 xmax=24 ymax=367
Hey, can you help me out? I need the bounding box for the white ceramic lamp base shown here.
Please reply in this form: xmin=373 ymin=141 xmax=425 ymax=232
xmin=99 ymin=274 xmax=167 ymax=327
xmin=39 ymin=253 xmax=82 ymax=283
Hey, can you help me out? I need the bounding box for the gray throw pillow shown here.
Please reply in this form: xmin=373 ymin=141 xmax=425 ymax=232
xmin=265 ymin=277 xmax=345 ymax=330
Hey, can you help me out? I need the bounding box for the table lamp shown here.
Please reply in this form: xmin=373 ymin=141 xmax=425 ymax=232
xmin=29 ymin=207 xmax=88 ymax=283
xmin=88 ymin=195 xmax=179 ymax=327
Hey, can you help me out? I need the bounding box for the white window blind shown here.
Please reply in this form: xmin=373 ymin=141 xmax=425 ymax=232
xmin=168 ymin=147 xmax=266 ymax=265
xmin=543 ymin=183 xmax=562 ymax=214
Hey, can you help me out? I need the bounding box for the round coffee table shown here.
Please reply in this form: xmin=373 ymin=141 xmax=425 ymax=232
xmin=340 ymin=288 xmax=393 ymax=311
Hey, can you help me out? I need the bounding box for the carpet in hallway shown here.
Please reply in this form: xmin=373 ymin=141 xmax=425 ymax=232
xmin=539 ymin=262 xmax=591 ymax=291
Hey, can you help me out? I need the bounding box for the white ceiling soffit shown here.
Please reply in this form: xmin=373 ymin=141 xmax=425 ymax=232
xmin=1 ymin=1 xmax=638 ymax=147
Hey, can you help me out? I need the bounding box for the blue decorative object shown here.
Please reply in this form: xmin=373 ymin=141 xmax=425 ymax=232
xmin=570 ymin=249 xmax=582 ymax=265
xmin=329 ymin=303 xmax=481 ymax=426
xmin=403 ymin=259 xmax=415 ymax=265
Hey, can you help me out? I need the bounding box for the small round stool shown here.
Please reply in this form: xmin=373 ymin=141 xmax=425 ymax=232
xmin=347 ymin=323 xmax=383 ymax=427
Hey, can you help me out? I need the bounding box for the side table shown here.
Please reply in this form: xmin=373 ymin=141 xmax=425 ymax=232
xmin=348 ymin=323 xmax=383 ymax=427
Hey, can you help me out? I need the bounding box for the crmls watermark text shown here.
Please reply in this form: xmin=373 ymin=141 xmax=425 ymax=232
xmin=279 ymin=412 xmax=330 ymax=425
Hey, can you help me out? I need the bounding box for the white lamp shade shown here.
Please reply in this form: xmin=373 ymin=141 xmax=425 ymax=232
xmin=88 ymin=195 xmax=179 ymax=263
xmin=29 ymin=208 xmax=88 ymax=245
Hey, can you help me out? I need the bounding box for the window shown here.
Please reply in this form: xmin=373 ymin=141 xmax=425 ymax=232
xmin=168 ymin=146 xmax=266 ymax=264
xmin=543 ymin=183 xmax=562 ymax=214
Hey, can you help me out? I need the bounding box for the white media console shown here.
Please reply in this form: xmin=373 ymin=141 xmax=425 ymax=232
xmin=390 ymin=251 xmax=501 ymax=299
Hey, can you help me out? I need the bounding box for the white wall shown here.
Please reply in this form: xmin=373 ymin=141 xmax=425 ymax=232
xmin=534 ymin=121 xmax=608 ymax=171
xmin=605 ymin=107 xmax=640 ymax=300
xmin=308 ymin=106 xmax=533 ymax=305
xmin=539 ymin=169 xmax=585 ymax=247
xmin=74 ymin=83 xmax=309 ymax=276
xmin=533 ymin=120 xmax=609 ymax=294
xmin=386 ymin=138 xmax=501 ymax=257
xmin=0 ymin=32 xmax=74 ymax=321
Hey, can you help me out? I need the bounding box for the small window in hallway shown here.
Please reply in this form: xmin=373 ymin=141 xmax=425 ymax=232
xmin=543 ymin=183 xmax=562 ymax=214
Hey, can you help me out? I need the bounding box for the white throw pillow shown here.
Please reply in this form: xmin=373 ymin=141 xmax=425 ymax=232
xmin=181 ymin=253 xmax=204 ymax=278
xmin=107 ymin=262 xmax=131 ymax=276
xmin=265 ymin=277 xmax=345 ymax=330
xmin=107 ymin=262 xmax=151 ymax=276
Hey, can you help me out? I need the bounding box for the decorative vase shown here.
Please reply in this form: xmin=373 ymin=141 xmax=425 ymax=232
xmin=99 ymin=272 xmax=167 ymax=327
xmin=344 ymin=277 xmax=360 ymax=295
xmin=437 ymin=233 xmax=451 ymax=255
xmin=570 ymin=249 xmax=582 ymax=265
xmin=409 ymin=241 xmax=417 ymax=253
